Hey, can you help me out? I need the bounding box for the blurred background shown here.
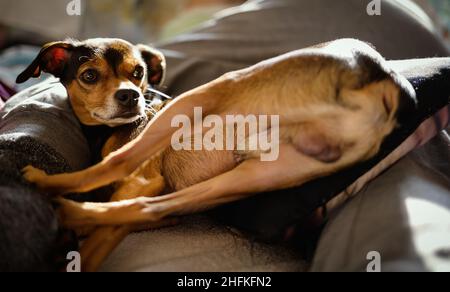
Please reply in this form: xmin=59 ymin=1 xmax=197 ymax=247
xmin=0 ymin=0 xmax=246 ymax=46
xmin=416 ymin=0 xmax=450 ymax=46
xmin=0 ymin=0 xmax=246 ymax=92
xmin=0 ymin=0 xmax=449 ymax=47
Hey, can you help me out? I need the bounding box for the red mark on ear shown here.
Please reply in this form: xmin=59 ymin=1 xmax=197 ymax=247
xmin=53 ymin=48 xmax=67 ymax=61
xmin=47 ymin=48 xmax=69 ymax=72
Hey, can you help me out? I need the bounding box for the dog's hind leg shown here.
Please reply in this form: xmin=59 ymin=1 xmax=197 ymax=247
xmin=81 ymin=225 xmax=129 ymax=272
xmin=79 ymin=162 xmax=166 ymax=272
xmin=80 ymin=218 xmax=178 ymax=272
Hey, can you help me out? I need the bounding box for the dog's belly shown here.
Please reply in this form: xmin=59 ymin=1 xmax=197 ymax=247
xmin=161 ymin=148 xmax=237 ymax=191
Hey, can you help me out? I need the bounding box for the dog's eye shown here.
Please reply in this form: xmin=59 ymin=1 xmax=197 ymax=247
xmin=133 ymin=66 xmax=144 ymax=80
xmin=80 ymin=69 xmax=99 ymax=84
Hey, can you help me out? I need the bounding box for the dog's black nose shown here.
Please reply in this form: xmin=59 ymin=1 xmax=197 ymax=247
xmin=115 ymin=89 xmax=140 ymax=107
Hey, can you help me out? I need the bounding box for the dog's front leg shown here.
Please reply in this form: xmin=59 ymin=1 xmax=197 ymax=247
xmin=22 ymin=77 xmax=232 ymax=194
xmin=57 ymin=143 xmax=341 ymax=229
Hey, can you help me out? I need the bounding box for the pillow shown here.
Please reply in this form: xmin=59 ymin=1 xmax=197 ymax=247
xmin=311 ymin=137 xmax=450 ymax=272
xmin=0 ymin=78 xmax=88 ymax=271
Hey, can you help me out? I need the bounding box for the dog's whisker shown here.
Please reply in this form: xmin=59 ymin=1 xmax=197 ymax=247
xmin=144 ymin=103 xmax=158 ymax=109
xmin=144 ymin=87 xmax=172 ymax=101
xmin=144 ymin=103 xmax=157 ymax=109
xmin=144 ymin=107 xmax=157 ymax=113
xmin=144 ymin=106 xmax=158 ymax=114
xmin=145 ymin=110 xmax=158 ymax=117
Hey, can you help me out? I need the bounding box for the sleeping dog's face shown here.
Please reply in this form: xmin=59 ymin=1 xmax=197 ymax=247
xmin=17 ymin=38 xmax=166 ymax=127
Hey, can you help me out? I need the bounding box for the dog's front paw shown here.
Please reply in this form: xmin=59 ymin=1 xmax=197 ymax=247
xmin=22 ymin=165 xmax=61 ymax=194
xmin=22 ymin=165 xmax=49 ymax=184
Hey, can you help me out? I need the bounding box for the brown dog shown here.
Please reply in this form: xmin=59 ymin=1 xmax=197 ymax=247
xmin=17 ymin=38 xmax=171 ymax=271
xmin=19 ymin=38 xmax=415 ymax=272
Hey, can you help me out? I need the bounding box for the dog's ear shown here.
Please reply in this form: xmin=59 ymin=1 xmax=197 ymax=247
xmin=16 ymin=42 xmax=74 ymax=84
xmin=137 ymin=44 xmax=166 ymax=87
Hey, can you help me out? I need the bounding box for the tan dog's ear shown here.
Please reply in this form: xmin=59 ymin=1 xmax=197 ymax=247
xmin=16 ymin=41 xmax=74 ymax=84
xmin=137 ymin=44 xmax=166 ymax=87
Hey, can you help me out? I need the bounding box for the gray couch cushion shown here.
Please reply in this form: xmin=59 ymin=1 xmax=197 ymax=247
xmin=101 ymin=215 xmax=307 ymax=272
xmin=311 ymin=135 xmax=450 ymax=272
xmin=1 ymin=78 xmax=91 ymax=172
xmin=0 ymin=78 xmax=86 ymax=271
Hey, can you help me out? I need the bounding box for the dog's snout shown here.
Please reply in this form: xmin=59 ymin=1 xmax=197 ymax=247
xmin=115 ymin=89 xmax=140 ymax=107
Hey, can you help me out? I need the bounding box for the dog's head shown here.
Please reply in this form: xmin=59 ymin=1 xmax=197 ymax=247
xmin=17 ymin=38 xmax=166 ymax=127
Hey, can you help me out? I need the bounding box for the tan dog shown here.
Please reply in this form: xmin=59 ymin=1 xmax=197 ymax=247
xmin=20 ymin=39 xmax=415 ymax=272
xmin=17 ymin=38 xmax=170 ymax=271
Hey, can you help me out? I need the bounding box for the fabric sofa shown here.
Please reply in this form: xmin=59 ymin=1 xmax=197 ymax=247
xmin=0 ymin=0 xmax=449 ymax=271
